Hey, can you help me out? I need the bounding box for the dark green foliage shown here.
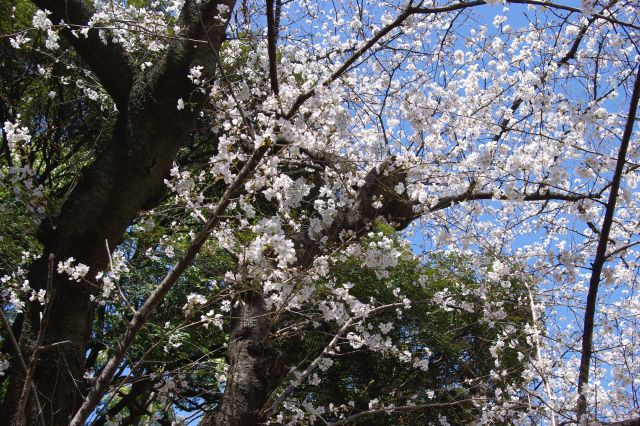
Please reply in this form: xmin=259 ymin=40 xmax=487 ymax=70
xmin=277 ymin=225 xmax=532 ymax=425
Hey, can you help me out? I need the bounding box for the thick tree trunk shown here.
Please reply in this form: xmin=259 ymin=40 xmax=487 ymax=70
xmin=2 ymin=102 xmax=198 ymax=425
xmin=1 ymin=1 xmax=233 ymax=422
xmin=203 ymin=292 xmax=283 ymax=426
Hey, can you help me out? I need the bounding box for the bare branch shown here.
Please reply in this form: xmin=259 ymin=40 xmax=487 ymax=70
xmin=575 ymin=65 xmax=640 ymax=422
xmin=0 ymin=311 xmax=45 ymax=426
xmin=69 ymin=140 xmax=271 ymax=426
xmin=15 ymin=254 xmax=56 ymax=426
xmin=266 ymin=0 xmax=280 ymax=96
xmin=430 ymin=189 xmax=602 ymax=212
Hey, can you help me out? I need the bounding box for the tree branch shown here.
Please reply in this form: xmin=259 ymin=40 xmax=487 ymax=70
xmin=328 ymin=398 xmax=486 ymax=425
xmin=595 ymin=418 xmax=640 ymax=426
xmin=69 ymin=140 xmax=271 ymax=426
xmin=284 ymin=6 xmax=415 ymax=119
xmin=263 ymin=303 xmax=406 ymax=418
xmin=575 ymin=64 xmax=640 ymax=422
xmin=0 ymin=311 xmax=45 ymax=426
xmin=15 ymin=255 xmax=56 ymax=426
xmin=412 ymin=0 xmax=640 ymax=30
xmin=430 ymin=189 xmax=601 ymax=212
xmin=31 ymin=0 xmax=134 ymax=108
xmin=266 ymin=0 xmax=280 ymax=96
xmin=284 ymin=0 xmax=637 ymax=122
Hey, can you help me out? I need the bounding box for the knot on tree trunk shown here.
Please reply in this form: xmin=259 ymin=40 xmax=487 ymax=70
xmin=354 ymin=156 xmax=414 ymax=230
xmin=291 ymin=156 xmax=414 ymax=268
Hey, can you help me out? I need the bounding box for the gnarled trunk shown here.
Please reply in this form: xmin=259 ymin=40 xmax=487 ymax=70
xmin=0 ymin=1 xmax=233 ymax=423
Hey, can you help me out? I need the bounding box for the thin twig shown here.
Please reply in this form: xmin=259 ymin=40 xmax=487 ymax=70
xmin=263 ymin=302 xmax=406 ymax=418
xmin=284 ymin=5 xmax=414 ymax=119
xmin=411 ymin=0 xmax=640 ymax=30
xmin=16 ymin=254 xmax=56 ymax=426
xmin=525 ymin=281 xmax=557 ymax=426
xmin=69 ymin=141 xmax=272 ymax=426
xmin=0 ymin=309 xmax=46 ymax=426
xmin=197 ymin=7 xmax=257 ymax=140
xmin=328 ymin=398 xmax=487 ymax=426
xmin=105 ymin=240 xmax=136 ymax=315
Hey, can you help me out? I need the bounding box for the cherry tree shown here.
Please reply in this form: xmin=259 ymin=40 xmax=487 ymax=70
xmin=1 ymin=0 xmax=639 ymax=424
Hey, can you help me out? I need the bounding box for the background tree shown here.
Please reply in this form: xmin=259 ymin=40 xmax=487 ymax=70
xmin=0 ymin=0 xmax=639 ymax=425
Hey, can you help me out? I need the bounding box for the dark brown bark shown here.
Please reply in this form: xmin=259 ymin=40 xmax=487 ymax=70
xmin=293 ymin=157 xmax=414 ymax=267
xmin=1 ymin=1 xmax=233 ymax=424
xmin=69 ymin=106 xmax=260 ymax=426
xmin=576 ymin=65 xmax=640 ymax=422
xmin=202 ymin=292 xmax=284 ymax=426
xmin=30 ymin=0 xmax=134 ymax=108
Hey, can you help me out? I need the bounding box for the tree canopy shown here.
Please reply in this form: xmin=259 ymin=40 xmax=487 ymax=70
xmin=0 ymin=0 xmax=639 ymax=425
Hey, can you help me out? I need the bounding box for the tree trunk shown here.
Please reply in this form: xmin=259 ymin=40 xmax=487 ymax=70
xmin=2 ymin=99 xmax=198 ymax=425
xmin=203 ymin=292 xmax=283 ymax=426
xmin=1 ymin=1 xmax=233 ymax=422
xmin=200 ymin=160 xmax=414 ymax=425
